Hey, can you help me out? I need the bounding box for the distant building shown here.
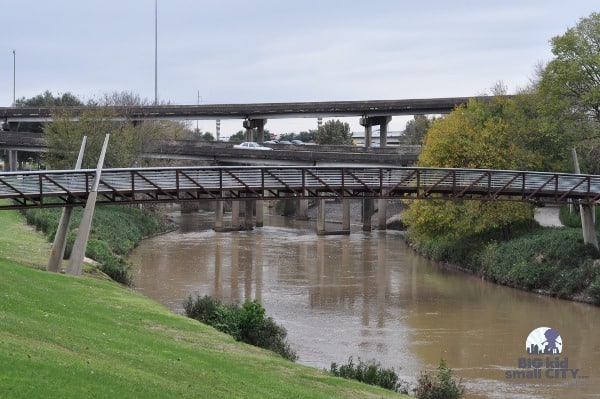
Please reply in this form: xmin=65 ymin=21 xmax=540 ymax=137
xmin=352 ymin=130 xmax=404 ymax=146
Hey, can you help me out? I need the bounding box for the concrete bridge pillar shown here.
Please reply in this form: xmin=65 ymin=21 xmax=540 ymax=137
xmin=297 ymin=194 xmax=309 ymax=220
xmin=317 ymin=197 xmax=350 ymax=235
xmin=8 ymin=150 xmax=18 ymax=171
xmin=243 ymin=119 xmax=267 ymax=143
xmin=283 ymin=199 xmax=295 ymax=217
xmin=231 ymin=199 xmax=240 ymax=229
xmin=360 ymin=116 xmax=392 ymax=148
xmin=317 ymin=198 xmax=326 ymax=235
xmin=244 ymin=198 xmax=254 ymax=230
xmin=362 ymin=196 xmax=374 ymax=231
xmin=581 ymin=204 xmax=598 ymax=250
xmin=572 ymin=148 xmax=598 ymax=249
xmin=378 ymin=197 xmax=387 ymax=230
xmin=215 ymin=201 xmax=224 ymax=232
xmin=255 ymin=199 xmax=264 ymax=227
xmin=342 ymin=198 xmax=350 ymax=231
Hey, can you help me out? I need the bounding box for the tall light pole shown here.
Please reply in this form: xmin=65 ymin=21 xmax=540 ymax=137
xmin=154 ymin=0 xmax=158 ymax=105
xmin=12 ymin=49 xmax=16 ymax=106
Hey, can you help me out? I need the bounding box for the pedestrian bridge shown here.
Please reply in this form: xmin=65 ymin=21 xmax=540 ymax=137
xmin=1 ymin=166 xmax=598 ymax=210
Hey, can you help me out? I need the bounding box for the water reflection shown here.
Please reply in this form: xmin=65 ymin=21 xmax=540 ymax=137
xmin=130 ymin=211 xmax=600 ymax=399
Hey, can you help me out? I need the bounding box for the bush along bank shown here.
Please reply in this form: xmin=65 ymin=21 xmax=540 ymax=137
xmin=406 ymin=207 xmax=600 ymax=304
xmin=22 ymin=205 xmax=173 ymax=284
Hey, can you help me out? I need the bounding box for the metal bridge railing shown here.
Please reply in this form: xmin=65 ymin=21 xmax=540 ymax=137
xmin=0 ymin=166 xmax=599 ymax=209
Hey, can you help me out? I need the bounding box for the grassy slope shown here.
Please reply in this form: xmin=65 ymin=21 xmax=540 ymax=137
xmin=0 ymin=210 xmax=406 ymax=399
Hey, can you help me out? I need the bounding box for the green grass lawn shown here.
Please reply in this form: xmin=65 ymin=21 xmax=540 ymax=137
xmin=0 ymin=208 xmax=407 ymax=398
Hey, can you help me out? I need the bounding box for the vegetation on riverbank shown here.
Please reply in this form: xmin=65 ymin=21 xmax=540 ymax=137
xmin=0 ymin=209 xmax=408 ymax=398
xmin=406 ymin=206 xmax=600 ymax=303
xmin=183 ymin=295 xmax=298 ymax=361
xmin=403 ymin=13 xmax=600 ymax=305
xmin=21 ymin=205 xmax=173 ymax=284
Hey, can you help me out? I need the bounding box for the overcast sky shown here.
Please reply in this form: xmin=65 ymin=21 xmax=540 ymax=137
xmin=1 ymin=1 xmax=598 ymax=136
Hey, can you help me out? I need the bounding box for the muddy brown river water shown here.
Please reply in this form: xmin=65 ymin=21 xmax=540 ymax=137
xmin=130 ymin=210 xmax=600 ymax=398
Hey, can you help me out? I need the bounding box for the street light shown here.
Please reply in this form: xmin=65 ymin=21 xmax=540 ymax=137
xmin=12 ymin=49 xmax=16 ymax=106
xmin=154 ymin=0 xmax=158 ymax=105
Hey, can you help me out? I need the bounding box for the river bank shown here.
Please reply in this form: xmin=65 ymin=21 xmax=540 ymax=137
xmin=0 ymin=208 xmax=408 ymax=399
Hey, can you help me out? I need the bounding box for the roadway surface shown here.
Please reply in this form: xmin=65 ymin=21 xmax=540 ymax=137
xmin=0 ymin=132 xmax=421 ymax=166
xmin=0 ymin=97 xmax=494 ymax=122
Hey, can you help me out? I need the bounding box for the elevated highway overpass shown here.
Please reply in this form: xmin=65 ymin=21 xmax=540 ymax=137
xmin=0 ymin=132 xmax=421 ymax=168
xmin=0 ymin=96 xmax=498 ymax=149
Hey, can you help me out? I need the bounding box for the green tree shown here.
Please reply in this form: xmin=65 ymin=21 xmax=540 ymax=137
xmin=403 ymin=98 xmax=535 ymax=241
xmin=14 ymin=90 xmax=82 ymax=133
xmin=279 ymin=130 xmax=316 ymax=143
xmin=228 ymin=129 xmax=271 ymax=143
xmin=43 ymin=91 xmax=187 ymax=169
xmin=538 ymin=12 xmax=600 ymax=173
xmin=315 ymin=120 xmax=352 ymax=145
xmin=402 ymin=115 xmax=434 ymax=145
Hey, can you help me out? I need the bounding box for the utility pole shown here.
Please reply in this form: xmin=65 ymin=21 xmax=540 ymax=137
xmin=12 ymin=49 xmax=16 ymax=106
xmin=154 ymin=0 xmax=158 ymax=105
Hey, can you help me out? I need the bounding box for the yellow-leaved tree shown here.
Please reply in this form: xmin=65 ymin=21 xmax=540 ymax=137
xmin=403 ymin=97 xmax=535 ymax=242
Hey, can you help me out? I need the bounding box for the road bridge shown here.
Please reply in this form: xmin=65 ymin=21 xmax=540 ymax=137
xmin=0 ymin=97 xmax=489 ymax=122
xmin=0 ymin=96 xmax=497 ymax=149
xmin=0 ymin=132 xmax=421 ymax=168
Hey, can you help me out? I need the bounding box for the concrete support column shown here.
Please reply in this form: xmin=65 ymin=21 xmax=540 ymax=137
xmin=67 ymin=134 xmax=110 ymax=276
xmin=297 ymin=195 xmax=309 ymax=220
xmin=362 ymin=197 xmax=374 ymax=231
xmin=8 ymin=150 xmax=17 ymax=171
xmin=360 ymin=116 xmax=392 ymax=148
xmin=283 ymin=199 xmax=295 ymax=217
xmin=572 ymin=148 xmax=598 ymax=249
xmin=48 ymin=136 xmax=87 ymax=272
xmin=378 ymin=197 xmax=387 ymax=230
xmin=243 ymin=119 xmax=267 ymax=143
xmin=215 ymin=200 xmax=224 ymax=232
xmin=231 ymin=199 xmax=240 ymax=229
xmin=255 ymin=199 xmax=264 ymax=227
xmin=379 ymin=116 xmax=391 ymax=148
xmin=342 ymin=198 xmax=350 ymax=231
xmin=363 ymin=125 xmax=372 ymax=148
xmin=317 ymin=198 xmax=326 ymax=235
xmin=581 ymin=205 xmax=598 ymax=249
xmin=244 ymin=198 xmax=254 ymax=230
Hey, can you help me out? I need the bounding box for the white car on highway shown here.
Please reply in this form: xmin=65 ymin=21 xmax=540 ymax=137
xmin=232 ymin=142 xmax=273 ymax=150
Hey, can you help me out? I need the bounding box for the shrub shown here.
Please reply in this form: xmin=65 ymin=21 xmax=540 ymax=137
xmin=183 ymin=296 xmax=298 ymax=361
xmin=329 ymin=356 xmax=406 ymax=393
xmin=21 ymin=205 xmax=171 ymax=285
xmin=414 ymin=359 xmax=465 ymax=399
xmin=478 ymin=228 xmax=599 ymax=297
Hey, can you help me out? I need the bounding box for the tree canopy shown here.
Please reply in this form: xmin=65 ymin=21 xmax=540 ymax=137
xmin=537 ymin=12 xmax=600 ymax=174
xmin=315 ymin=120 xmax=352 ymax=145
xmin=403 ymin=97 xmax=535 ymax=241
xmin=42 ymin=91 xmax=188 ymax=169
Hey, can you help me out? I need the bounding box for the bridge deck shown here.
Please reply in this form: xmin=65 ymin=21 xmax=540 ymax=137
xmin=0 ymin=166 xmax=599 ymax=210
